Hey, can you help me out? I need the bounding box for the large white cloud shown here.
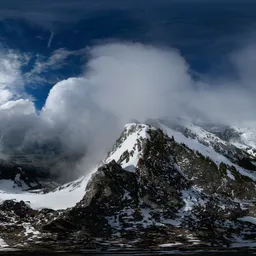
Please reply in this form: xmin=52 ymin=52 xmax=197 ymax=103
xmin=0 ymin=41 xmax=256 ymax=178
xmin=41 ymin=77 xmax=119 ymax=157
xmin=86 ymin=43 xmax=193 ymax=122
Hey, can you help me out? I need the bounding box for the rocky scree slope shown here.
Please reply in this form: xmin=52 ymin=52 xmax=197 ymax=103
xmin=0 ymin=124 xmax=255 ymax=251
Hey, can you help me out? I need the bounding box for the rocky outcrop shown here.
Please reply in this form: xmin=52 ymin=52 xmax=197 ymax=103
xmin=0 ymin=161 xmax=42 ymax=190
xmin=169 ymin=141 xmax=256 ymax=200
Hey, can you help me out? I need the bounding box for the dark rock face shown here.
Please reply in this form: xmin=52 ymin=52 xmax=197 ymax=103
xmin=0 ymin=158 xmax=68 ymax=192
xmin=0 ymin=124 xmax=255 ymax=251
xmin=169 ymin=141 xmax=256 ymax=200
xmin=0 ymin=200 xmax=34 ymax=218
xmin=0 ymin=161 xmax=42 ymax=190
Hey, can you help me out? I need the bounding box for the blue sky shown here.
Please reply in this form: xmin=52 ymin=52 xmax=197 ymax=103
xmin=0 ymin=0 xmax=256 ymax=109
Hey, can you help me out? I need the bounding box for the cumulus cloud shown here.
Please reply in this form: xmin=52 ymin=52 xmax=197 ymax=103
xmin=86 ymin=43 xmax=193 ymax=122
xmin=41 ymin=77 xmax=118 ymax=157
xmin=0 ymin=41 xmax=256 ymax=180
xmin=81 ymin=42 xmax=256 ymax=127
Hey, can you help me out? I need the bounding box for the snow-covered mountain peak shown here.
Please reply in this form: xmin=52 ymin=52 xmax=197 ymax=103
xmin=105 ymin=123 xmax=151 ymax=171
xmin=201 ymin=124 xmax=256 ymax=157
xmin=160 ymin=117 xmax=229 ymax=147
xmin=229 ymin=126 xmax=256 ymax=156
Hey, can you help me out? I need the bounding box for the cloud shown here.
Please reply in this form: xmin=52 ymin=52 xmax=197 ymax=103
xmin=47 ymin=30 xmax=54 ymax=48
xmin=79 ymin=42 xmax=256 ymax=128
xmin=24 ymin=48 xmax=87 ymax=85
xmin=187 ymin=44 xmax=256 ymax=127
xmin=0 ymin=49 xmax=32 ymax=103
xmin=1 ymin=41 xmax=256 ymax=180
xmin=41 ymin=77 xmax=119 ymax=157
xmin=85 ymin=43 xmax=193 ymax=122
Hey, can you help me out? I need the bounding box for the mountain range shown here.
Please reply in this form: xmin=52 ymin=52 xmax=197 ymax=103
xmin=0 ymin=118 xmax=255 ymax=252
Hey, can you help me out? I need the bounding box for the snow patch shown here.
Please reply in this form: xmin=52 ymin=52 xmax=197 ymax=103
xmin=106 ymin=216 xmax=121 ymax=229
xmin=238 ymin=216 xmax=256 ymax=225
xmin=106 ymin=123 xmax=150 ymax=171
xmin=0 ymin=168 xmax=97 ymax=210
xmin=0 ymin=238 xmax=8 ymax=248
xmin=122 ymin=190 xmax=132 ymax=201
xmin=227 ymin=170 xmax=235 ymax=180
xmin=160 ymin=217 xmax=181 ymax=227
xmin=181 ymin=188 xmax=207 ymax=212
xmin=159 ymin=242 xmax=183 ymax=247
xmin=23 ymin=223 xmax=41 ymax=242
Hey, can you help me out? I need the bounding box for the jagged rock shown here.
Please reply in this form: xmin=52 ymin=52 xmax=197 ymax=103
xmin=0 ymin=200 xmax=36 ymax=218
xmin=168 ymin=141 xmax=256 ymax=200
xmin=0 ymin=162 xmax=42 ymax=190
xmin=137 ymin=128 xmax=190 ymax=210
xmin=145 ymin=119 xmax=256 ymax=200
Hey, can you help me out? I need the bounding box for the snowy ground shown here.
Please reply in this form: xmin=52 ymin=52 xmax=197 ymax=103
xmin=0 ymin=168 xmax=97 ymax=210
xmin=0 ymin=238 xmax=8 ymax=249
xmin=238 ymin=216 xmax=256 ymax=225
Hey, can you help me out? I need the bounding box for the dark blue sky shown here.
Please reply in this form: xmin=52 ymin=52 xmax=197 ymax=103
xmin=0 ymin=0 xmax=256 ymax=109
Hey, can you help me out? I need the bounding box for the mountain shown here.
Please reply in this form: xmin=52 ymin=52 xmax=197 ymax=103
xmin=205 ymin=125 xmax=256 ymax=158
xmin=151 ymin=118 xmax=256 ymax=172
xmin=0 ymin=122 xmax=255 ymax=252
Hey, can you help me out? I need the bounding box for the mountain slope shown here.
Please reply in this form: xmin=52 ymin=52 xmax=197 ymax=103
xmin=205 ymin=125 xmax=256 ymax=157
xmin=0 ymin=171 xmax=97 ymax=210
xmin=147 ymin=118 xmax=256 ymax=179
xmin=39 ymin=124 xmax=255 ymax=249
xmin=0 ymin=123 xmax=255 ymax=251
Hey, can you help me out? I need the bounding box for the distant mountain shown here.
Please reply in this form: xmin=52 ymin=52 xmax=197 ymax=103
xmin=205 ymin=125 xmax=256 ymax=158
xmin=0 ymin=122 xmax=255 ymax=251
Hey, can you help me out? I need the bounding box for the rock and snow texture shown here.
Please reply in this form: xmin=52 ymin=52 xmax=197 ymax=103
xmin=0 ymin=238 xmax=8 ymax=249
xmin=238 ymin=216 xmax=256 ymax=225
xmin=0 ymin=124 xmax=149 ymax=210
xmin=0 ymin=122 xmax=255 ymax=250
xmin=154 ymin=118 xmax=256 ymax=182
xmin=199 ymin=122 xmax=256 ymax=158
xmin=35 ymin=124 xmax=255 ymax=249
xmin=0 ymin=170 xmax=97 ymax=210
xmin=229 ymin=126 xmax=256 ymax=157
xmin=105 ymin=123 xmax=149 ymax=171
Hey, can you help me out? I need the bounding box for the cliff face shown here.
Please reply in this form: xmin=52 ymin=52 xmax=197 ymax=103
xmin=0 ymin=124 xmax=255 ymax=251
